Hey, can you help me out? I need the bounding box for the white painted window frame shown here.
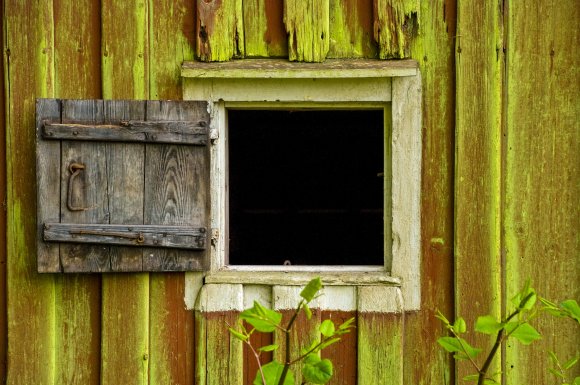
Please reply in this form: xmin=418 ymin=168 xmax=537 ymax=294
xmin=182 ymin=60 xmax=421 ymax=310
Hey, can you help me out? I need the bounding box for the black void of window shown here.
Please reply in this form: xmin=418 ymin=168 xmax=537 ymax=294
xmin=228 ymin=109 xmax=384 ymax=266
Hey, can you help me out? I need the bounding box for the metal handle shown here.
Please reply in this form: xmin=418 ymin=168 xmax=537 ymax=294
xmin=67 ymin=162 xmax=88 ymax=211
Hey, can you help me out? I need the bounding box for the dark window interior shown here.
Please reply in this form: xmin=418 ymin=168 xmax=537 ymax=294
xmin=228 ymin=109 xmax=384 ymax=265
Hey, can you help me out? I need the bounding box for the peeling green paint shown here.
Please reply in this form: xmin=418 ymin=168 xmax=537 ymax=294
xmin=374 ymin=0 xmax=419 ymax=59
xmin=284 ymin=0 xmax=330 ymax=62
xmin=197 ymin=0 xmax=244 ymax=62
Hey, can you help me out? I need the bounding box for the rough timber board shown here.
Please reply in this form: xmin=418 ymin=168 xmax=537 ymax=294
xmin=182 ymin=58 xmax=417 ymax=78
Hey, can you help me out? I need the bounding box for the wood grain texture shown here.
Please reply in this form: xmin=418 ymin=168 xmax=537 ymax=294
xmin=320 ymin=311 xmax=357 ymax=385
xmin=36 ymin=99 xmax=63 ymax=272
xmin=455 ymin=0 xmax=504 ymax=381
xmin=284 ymin=0 xmax=330 ymax=62
xmin=373 ymin=0 xmax=419 ymax=59
xmin=0 ymin=1 xmax=6 ymax=381
xmin=196 ymin=0 xmax=244 ymax=62
xmin=143 ymin=101 xmax=209 ymax=271
xmin=4 ymin=0 xmax=57 ymax=383
xmin=405 ymin=0 xmax=456 ymax=383
xmin=100 ymin=1 xmax=150 ymax=383
xmin=328 ymin=0 xmax=377 ymax=58
xmin=504 ymin=0 xmax=580 ymax=383
xmin=243 ymin=0 xmax=287 ymax=58
xmin=60 ymin=99 xmax=111 ymax=272
xmin=147 ymin=2 xmax=198 ymax=383
xmin=52 ymin=1 xmax=103 ymax=382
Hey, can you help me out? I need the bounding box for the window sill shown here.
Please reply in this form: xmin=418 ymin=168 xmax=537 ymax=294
xmin=204 ymin=267 xmax=400 ymax=286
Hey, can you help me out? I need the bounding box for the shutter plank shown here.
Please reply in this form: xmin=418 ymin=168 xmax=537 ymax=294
xmin=143 ymin=101 xmax=209 ymax=271
xmin=37 ymin=99 xmax=63 ymax=272
xmin=60 ymin=100 xmax=111 ymax=272
xmin=102 ymin=100 xmax=146 ymax=272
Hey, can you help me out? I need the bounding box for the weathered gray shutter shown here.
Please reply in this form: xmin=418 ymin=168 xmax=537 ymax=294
xmin=36 ymin=99 xmax=210 ymax=272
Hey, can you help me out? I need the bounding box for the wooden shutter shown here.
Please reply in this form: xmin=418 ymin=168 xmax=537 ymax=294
xmin=36 ymin=99 xmax=210 ymax=272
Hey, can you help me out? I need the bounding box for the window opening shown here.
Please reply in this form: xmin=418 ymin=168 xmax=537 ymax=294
xmin=227 ymin=109 xmax=384 ymax=266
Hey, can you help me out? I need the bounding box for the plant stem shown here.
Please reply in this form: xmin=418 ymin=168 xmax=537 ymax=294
xmin=245 ymin=340 xmax=267 ymax=385
xmin=277 ymin=301 xmax=304 ymax=385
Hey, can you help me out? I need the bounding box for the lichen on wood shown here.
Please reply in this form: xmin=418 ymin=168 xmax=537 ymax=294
xmin=197 ymin=0 xmax=244 ymax=62
xmin=373 ymin=0 xmax=419 ymax=59
xmin=284 ymin=0 xmax=330 ymax=62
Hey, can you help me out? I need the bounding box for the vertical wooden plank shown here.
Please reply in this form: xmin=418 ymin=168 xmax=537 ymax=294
xmin=327 ymin=0 xmax=377 ymax=59
xmin=102 ymin=100 xmax=146 ymax=272
xmin=504 ymin=1 xmax=580 ymax=383
xmin=60 ymin=100 xmax=110 ymax=272
xmin=100 ymin=1 xmax=150 ymax=384
xmin=52 ymin=0 xmax=103 ymax=383
xmin=147 ymin=3 xmax=197 ymax=382
xmin=196 ymin=0 xmax=244 ymax=62
xmin=284 ymin=0 xmax=330 ymax=62
xmin=405 ymin=0 xmax=456 ymax=383
xmin=243 ymin=0 xmax=288 ymax=58
xmin=0 ymin=1 xmax=7 ymax=380
xmin=357 ymin=286 xmax=403 ymax=385
xmin=4 ymin=0 xmax=57 ymax=383
xmin=143 ymin=100 xmax=209 ymax=271
xmin=455 ymin=0 xmax=504 ymax=381
xmin=195 ymin=284 xmax=244 ymax=385
xmin=373 ymin=0 xmax=419 ymax=59
xmin=36 ymin=99 xmax=62 ymax=272
xmin=273 ymin=286 xmax=322 ymax=385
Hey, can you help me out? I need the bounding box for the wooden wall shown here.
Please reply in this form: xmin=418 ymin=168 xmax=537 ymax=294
xmin=1 ymin=0 xmax=577 ymax=384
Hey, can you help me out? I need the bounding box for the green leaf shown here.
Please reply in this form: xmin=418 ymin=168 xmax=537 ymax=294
xmin=475 ymin=315 xmax=505 ymax=335
xmin=301 ymin=277 xmax=323 ymax=302
xmin=462 ymin=374 xmax=480 ymax=382
xmin=240 ymin=301 xmax=283 ymax=333
xmin=320 ymin=320 xmax=335 ymax=337
xmin=338 ymin=317 xmax=355 ymax=331
xmin=258 ymin=344 xmax=279 ymax=353
xmin=229 ymin=327 xmax=249 ymax=342
xmin=319 ymin=337 xmax=341 ymax=350
xmin=505 ymin=322 xmax=541 ymax=345
xmin=549 ymin=368 xmax=565 ymax=379
xmin=573 ymin=376 xmax=580 ymax=385
xmin=303 ymin=303 xmax=312 ymax=320
xmin=302 ymin=354 xmax=333 ymax=384
xmin=435 ymin=310 xmax=451 ymax=326
xmin=253 ymin=361 xmax=294 ymax=385
xmin=511 ymin=280 xmax=536 ymax=310
xmin=561 ymin=300 xmax=580 ymax=323
xmin=437 ymin=337 xmax=481 ymax=358
xmin=563 ymin=355 xmax=580 ymax=370
xmin=453 ymin=317 xmax=467 ymax=334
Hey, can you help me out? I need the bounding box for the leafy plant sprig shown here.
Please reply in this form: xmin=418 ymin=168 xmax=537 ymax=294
xmin=229 ymin=277 xmax=355 ymax=385
xmin=436 ymin=280 xmax=580 ymax=385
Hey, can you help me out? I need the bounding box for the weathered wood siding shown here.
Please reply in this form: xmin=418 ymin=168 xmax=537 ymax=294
xmin=1 ymin=1 xmax=578 ymax=385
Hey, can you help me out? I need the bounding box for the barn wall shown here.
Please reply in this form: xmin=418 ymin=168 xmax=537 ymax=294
xmin=1 ymin=1 xmax=578 ymax=385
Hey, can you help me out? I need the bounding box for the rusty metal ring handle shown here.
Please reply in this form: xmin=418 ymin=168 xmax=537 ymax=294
xmin=67 ymin=162 xmax=88 ymax=211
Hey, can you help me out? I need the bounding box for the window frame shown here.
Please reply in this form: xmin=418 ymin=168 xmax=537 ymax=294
xmin=182 ymin=59 xmax=421 ymax=310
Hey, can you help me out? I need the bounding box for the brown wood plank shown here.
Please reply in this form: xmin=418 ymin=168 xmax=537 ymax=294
xmin=148 ymin=1 xmax=197 ymax=382
xmin=320 ymin=311 xmax=357 ymax=385
xmin=4 ymin=0 xmax=57 ymax=382
xmin=143 ymin=101 xmax=209 ymax=271
xmin=100 ymin=1 xmax=150 ymax=383
xmin=504 ymin=1 xmax=580 ymax=383
xmin=60 ymin=100 xmax=111 ymax=273
xmin=0 ymin=0 xmax=6 ymax=380
xmin=36 ymin=99 xmax=63 ymax=272
xmin=243 ymin=0 xmax=288 ymax=58
xmin=196 ymin=0 xmax=244 ymax=62
xmin=243 ymin=320 xmax=274 ymax=385
xmin=52 ymin=0 xmax=103 ymax=383
xmin=404 ymin=0 xmax=456 ymax=383
xmin=455 ymin=1 xmax=504 ymax=381
xmin=328 ymin=0 xmax=377 ymax=58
